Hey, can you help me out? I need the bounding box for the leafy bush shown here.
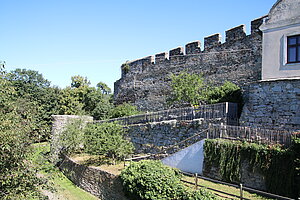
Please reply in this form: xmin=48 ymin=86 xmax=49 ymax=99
xmin=110 ymin=103 xmax=140 ymax=118
xmin=168 ymin=72 xmax=242 ymax=107
xmin=59 ymin=118 xmax=86 ymax=155
xmin=206 ymin=81 xmax=242 ymax=104
xmin=120 ymin=160 xmax=216 ymax=200
xmin=84 ymin=122 xmax=134 ymax=161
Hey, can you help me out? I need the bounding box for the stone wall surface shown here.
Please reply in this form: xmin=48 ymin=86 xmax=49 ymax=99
xmin=50 ymin=115 xmax=93 ymax=163
xmin=202 ymin=159 xmax=266 ymax=191
xmin=59 ymin=155 xmax=128 ymax=200
xmin=126 ymin=119 xmax=222 ymax=154
xmin=114 ymin=17 xmax=266 ymax=111
xmin=240 ymin=79 xmax=300 ymax=131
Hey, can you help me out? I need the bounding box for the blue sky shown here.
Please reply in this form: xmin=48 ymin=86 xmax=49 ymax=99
xmin=1 ymin=0 xmax=276 ymax=90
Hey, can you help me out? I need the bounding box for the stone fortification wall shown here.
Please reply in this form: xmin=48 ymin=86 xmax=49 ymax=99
xmin=114 ymin=17 xmax=266 ymax=111
xmin=59 ymin=154 xmax=128 ymax=200
xmin=240 ymin=79 xmax=300 ymax=131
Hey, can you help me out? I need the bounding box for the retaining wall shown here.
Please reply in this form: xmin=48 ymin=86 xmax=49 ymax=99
xmin=240 ymin=79 xmax=300 ymax=131
xmin=59 ymin=155 xmax=128 ymax=200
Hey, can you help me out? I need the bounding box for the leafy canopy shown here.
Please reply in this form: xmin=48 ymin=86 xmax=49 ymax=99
xmin=168 ymin=71 xmax=241 ymax=107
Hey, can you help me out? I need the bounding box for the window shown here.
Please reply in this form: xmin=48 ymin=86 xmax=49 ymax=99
xmin=287 ymin=34 xmax=300 ymax=63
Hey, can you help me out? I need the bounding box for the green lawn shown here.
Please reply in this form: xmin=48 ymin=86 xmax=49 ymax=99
xmin=31 ymin=143 xmax=99 ymax=200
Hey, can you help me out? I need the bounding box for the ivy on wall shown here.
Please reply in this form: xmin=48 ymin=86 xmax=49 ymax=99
xmin=204 ymin=138 xmax=300 ymax=198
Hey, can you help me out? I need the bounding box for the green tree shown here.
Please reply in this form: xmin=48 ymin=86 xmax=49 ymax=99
xmin=71 ymin=75 xmax=90 ymax=88
xmin=84 ymin=122 xmax=134 ymax=162
xmin=0 ymin=67 xmax=43 ymax=199
xmin=168 ymin=72 xmax=242 ymax=107
xmin=60 ymin=75 xmax=112 ymax=120
xmin=110 ymin=103 xmax=140 ymax=118
xmin=6 ymin=68 xmax=60 ymax=141
xmin=169 ymin=72 xmax=207 ymax=107
xmin=97 ymin=81 xmax=111 ymax=94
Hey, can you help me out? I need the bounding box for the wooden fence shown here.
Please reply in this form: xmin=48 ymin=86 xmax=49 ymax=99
xmin=208 ymin=123 xmax=292 ymax=146
xmin=94 ymin=102 xmax=238 ymax=126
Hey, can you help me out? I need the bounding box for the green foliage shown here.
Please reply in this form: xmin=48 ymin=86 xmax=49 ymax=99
xmin=71 ymin=75 xmax=90 ymax=88
xmin=204 ymin=139 xmax=299 ymax=198
xmin=97 ymin=81 xmax=112 ymax=94
xmin=206 ymin=81 xmax=242 ymax=104
xmin=59 ymin=119 xmax=86 ymax=155
xmin=6 ymin=68 xmax=61 ymax=141
xmin=183 ymin=188 xmax=217 ymax=200
xmin=120 ymin=160 xmax=217 ymax=200
xmin=84 ymin=122 xmax=134 ymax=161
xmin=122 ymin=63 xmax=130 ymax=74
xmin=58 ymin=76 xmax=113 ymax=120
xmin=0 ymin=67 xmax=43 ymax=199
xmin=110 ymin=103 xmax=140 ymax=118
xmin=204 ymin=139 xmax=241 ymax=182
xmin=168 ymin=72 xmax=242 ymax=107
xmin=169 ymin=72 xmax=207 ymax=106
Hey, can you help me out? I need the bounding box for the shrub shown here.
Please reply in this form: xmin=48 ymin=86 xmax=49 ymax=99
xmin=84 ymin=122 xmax=134 ymax=161
xmin=206 ymin=81 xmax=242 ymax=104
xmin=59 ymin=118 xmax=85 ymax=155
xmin=120 ymin=160 xmax=217 ymax=200
xmin=110 ymin=103 xmax=140 ymax=118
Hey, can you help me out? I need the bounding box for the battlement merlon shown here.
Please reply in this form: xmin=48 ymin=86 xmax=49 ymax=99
xmin=169 ymin=47 xmax=184 ymax=57
xmin=204 ymin=34 xmax=221 ymax=50
xmin=251 ymin=15 xmax=268 ymax=34
xmin=155 ymin=52 xmax=169 ymax=64
xmin=185 ymin=41 xmax=201 ymax=55
xmin=225 ymin=25 xmax=246 ymax=42
xmin=127 ymin=56 xmax=154 ymax=66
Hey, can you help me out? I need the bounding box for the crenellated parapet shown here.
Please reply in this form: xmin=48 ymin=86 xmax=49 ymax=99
xmin=121 ymin=16 xmax=267 ymax=77
xmin=116 ymin=16 xmax=267 ymax=111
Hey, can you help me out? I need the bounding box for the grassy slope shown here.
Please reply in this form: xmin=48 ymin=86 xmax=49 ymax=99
xmin=31 ymin=143 xmax=99 ymax=200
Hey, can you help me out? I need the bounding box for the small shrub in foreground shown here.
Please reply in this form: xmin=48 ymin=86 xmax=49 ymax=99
xmin=120 ymin=160 xmax=217 ymax=200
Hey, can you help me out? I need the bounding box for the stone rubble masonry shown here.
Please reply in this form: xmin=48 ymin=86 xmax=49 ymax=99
xmin=202 ymin=159 xmax=266 ymax=191
xmin=126 ymin=119 xmax=217 ymax=154
xmin=114 ymin=17 xmax=266 ymax=112
xmin=240 ymin=79 xmax=300 ymax=131
xmin=50 ymin=115 xmax=93 ymax=163
xmin=51 ymin=115 xmax=269 ymax=194
xmin=59 ymin=154 xmax=128 ymax=200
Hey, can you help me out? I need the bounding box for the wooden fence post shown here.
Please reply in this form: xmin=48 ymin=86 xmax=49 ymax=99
xmin=240 ymin=184 xmax=243 ymax=200
xmin=195 ymin=173 xmax=198 ymax=189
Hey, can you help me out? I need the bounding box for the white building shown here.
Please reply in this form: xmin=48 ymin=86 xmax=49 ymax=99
xmin=260 ymin=0 xmax=300 ymax=81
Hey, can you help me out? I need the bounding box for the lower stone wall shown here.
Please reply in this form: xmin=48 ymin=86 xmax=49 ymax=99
xmin=127 ymin=119 xmax=222 ymax=154
xmin=202 ymin=159 xmax=266 ymax=190
xmin=240 ymin=79 xmax=300 ymax=131
xmin=59 ymin=155 xmax=128 ymax=200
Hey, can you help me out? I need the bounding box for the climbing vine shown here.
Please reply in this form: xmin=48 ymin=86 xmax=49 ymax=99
xmin=204 ymin=138 xmax=299 ymax=198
